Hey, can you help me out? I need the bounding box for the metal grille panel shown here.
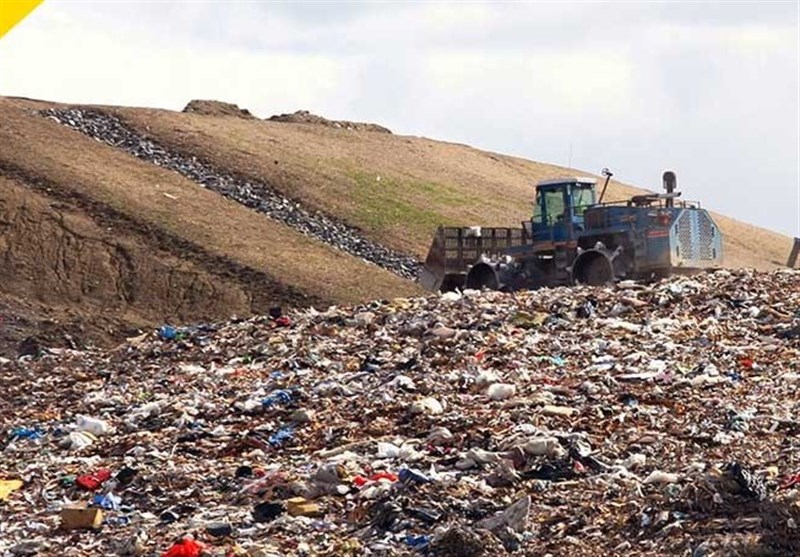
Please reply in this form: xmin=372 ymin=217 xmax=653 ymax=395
xmin=696 ymin=212 xmax=715 ymax=260
xmin=674 ymin=210 xmax=718 ymax=262
xmin=676 ymin=212 xmax=695 ymax=260
xmin=442 ymin=227 xmax=528 ymax=268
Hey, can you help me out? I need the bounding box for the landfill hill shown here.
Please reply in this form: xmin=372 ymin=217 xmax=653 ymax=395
xmin=0 ymin=269 xmax=798 ymax=556
xmin=0 ymin=96 xmax=794 ymax=356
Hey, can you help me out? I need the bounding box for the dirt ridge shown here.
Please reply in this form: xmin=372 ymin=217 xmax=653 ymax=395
xmin=267 ymin=109 xmax=392 ymax=133
xmin=42 ymin=107 xmax=420 ymax=279
xmin=0 ymin=161 xmax=323 ymax=310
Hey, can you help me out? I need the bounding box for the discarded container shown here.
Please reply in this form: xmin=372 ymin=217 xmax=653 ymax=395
xmin=75 ymin=415 xmax=111 ymax=436
xmin=409 ymin=397 xmax=443 ymax=415
xmin=66 ymin=431 xmax=96 ymax=450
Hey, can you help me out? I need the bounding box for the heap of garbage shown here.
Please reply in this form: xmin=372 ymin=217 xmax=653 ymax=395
xmin=1 ymin=269 xmax=799 ymax=556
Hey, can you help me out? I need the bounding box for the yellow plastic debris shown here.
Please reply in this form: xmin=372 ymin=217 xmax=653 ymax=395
xmin=0 ymin=479 xmax=23 ymax=501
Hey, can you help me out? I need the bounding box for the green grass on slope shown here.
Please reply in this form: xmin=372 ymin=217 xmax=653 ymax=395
xmin=345 ymin=167 xmax=486 ymax=248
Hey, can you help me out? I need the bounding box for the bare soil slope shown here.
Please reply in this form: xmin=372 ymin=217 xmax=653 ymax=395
xmin=0 ymin=98 xmax=419 ymax=354
xmin=0 ymin=96 xmax=793 ymax=353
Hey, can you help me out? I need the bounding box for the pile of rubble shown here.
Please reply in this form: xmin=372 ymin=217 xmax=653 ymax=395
xmin=267 ymin=110 xmax=392 ymax=134
xmin=40 ymin=108 xmax=419 ymax=280
xmin=182 ymin=101 xmax=255 ymax=120
xmin=1 ymin=269 xmax=799 ymax=556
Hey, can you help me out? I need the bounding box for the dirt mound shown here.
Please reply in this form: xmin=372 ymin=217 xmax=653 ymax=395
xmin=0 ymin=171 xmax=318 ymax=354
xmin=182 ymin=99 xmax=254 ymax=119
xmin=267 ymin=109 xmax=392 ymax=133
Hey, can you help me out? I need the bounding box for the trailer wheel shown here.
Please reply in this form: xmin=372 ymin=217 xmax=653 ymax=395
xmin=465 ymin=263 xmax=500 ymax=290
xmin=573 ymin=251 xmax=614 ymax=286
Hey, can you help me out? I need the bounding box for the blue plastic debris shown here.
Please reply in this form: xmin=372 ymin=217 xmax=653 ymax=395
xmin=399 ymin=468 xmax=431 ymax=484
xmin=404 ymin=534 xmax=430 ymax=550
xmin=92 ymin=492 xmax=122 ymax=510
xmin=10 ymin=427 xmax=44 ymax=441
xmin=725 ymin=371 xmax=744 ymax=382
xmin=262 ymin=389 xmax=293 ymax=408
xmin=268 ymin=425 xmax=295 ymax=447
xmin=158 ymin=326 xmax=178 ymax=340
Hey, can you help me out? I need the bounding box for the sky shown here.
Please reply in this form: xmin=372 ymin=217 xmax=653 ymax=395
xmin=1 ymin=1 xmax=798 ymax=237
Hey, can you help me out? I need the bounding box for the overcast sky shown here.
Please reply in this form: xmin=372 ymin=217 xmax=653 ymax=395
xmin=1 ymin=1 xmax=798 ymax=236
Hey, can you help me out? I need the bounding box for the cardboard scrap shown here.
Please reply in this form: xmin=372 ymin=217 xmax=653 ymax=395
xmin=286 ymin=497 xmax=321 ymax=517
xmin=60 ymin=503 xmax=104 ymax=530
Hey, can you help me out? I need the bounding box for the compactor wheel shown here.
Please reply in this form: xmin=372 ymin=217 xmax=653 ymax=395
xmin=573 ymin=252 xmax=615 ymax=286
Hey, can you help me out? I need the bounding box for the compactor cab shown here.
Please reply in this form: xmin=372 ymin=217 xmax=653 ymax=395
xmin=529 ymin=178 xmax=597 ymax=242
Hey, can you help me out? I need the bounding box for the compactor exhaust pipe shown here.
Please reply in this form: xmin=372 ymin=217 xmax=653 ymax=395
xmin=663 ymin=171 xmax=676 ymax=208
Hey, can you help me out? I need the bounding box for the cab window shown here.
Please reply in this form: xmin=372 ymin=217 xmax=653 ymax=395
xmin=543 ymin=189 xmax=565 ymax=224
xmin=571 ymin=185 xmax=595 ymax=217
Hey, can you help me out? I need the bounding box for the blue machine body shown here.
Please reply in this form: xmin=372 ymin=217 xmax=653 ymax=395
xmin=419 ymin=172 xmax=724 ymax=292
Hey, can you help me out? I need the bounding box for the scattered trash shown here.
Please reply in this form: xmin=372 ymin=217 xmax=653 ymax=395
xmin=726 ymin=461 xmax=768 ymax=501
xmin=1 ymin=269 xmax=798 ymax=555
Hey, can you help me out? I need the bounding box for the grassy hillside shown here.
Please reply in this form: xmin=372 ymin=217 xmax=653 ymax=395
xmin=110 ymin=104 xmax=793 ymax=267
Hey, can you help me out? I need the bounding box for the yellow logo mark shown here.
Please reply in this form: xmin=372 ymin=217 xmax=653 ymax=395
xmin=0 ymin=0 xmax=45 ymax=39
